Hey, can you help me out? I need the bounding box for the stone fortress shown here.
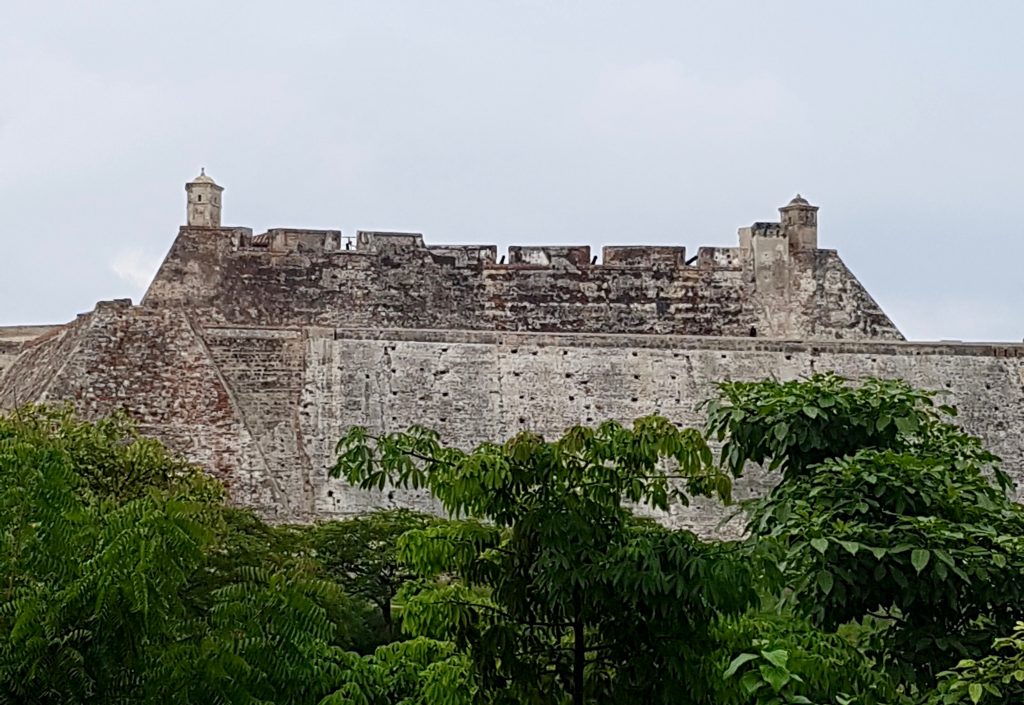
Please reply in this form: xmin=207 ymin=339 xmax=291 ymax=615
xmin=2 ymin=172 xmax=1022 ymax=534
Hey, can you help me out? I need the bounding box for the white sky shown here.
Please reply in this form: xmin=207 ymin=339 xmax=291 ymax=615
xmin=2 ymin=1 xmax=1022 ymax=341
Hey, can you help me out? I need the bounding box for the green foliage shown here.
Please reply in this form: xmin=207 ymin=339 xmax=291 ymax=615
xmin=0 ymin=405 xmax=368 ymax=704
xmin=706 ymin=373 xmax=1005 ymax=488
xmin=928 ymin=623 xmax=1024 ymax=704
xmin=308 ymin=509 xmax=435 ymax=633
xmin=333 ymin=416 xmax=756 ymax=704
xmin=325 ymin=637 xmax=477 ymax=705
xmin=708 ymin=374 xmax=1024 ymax=686
xmin=4 ymin=372 xmax=1022 ymax=704
xmin=709 ymin=614 xmax=901 ymax=705
xmin=0 ymin=403 xmax=220 ymax=503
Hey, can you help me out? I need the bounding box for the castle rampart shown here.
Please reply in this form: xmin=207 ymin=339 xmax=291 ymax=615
xmin=143 ymin=208 xmax=901 ymax=341
xmin=5 ymin=173 xmax=1014 ymax=535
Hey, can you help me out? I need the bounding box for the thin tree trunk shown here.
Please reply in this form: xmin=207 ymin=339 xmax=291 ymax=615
xmin=573 ymin=592 xmax=585 ymax=705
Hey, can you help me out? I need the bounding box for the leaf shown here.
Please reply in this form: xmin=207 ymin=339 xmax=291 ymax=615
xmin=760 ymin=649 xmax=789 ymax=669
xmin=816 ymin=570 xmax=834 ymax=595
xmin=911 ymin=548 xmax=931 ymax=574
xmin=723 ymin=652 xmax=759 ymax=678
xmin=738 ymin=670 xmax=764 ymax=696
xmin=894 ymin=415 xmax=918 ymax=434
xmin=969 ymin=682 xmax=983 ymax=704
xmin=810 ymin=538 xmax=828 ymax=554
xmin=759 ymin=664 xmax=791 ymax=693
xmin=838 ymin=540 xmax=860 ymax=556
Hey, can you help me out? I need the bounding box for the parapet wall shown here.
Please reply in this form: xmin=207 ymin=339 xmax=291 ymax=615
xmin=143 ymin=228 xmax=902 ymax=340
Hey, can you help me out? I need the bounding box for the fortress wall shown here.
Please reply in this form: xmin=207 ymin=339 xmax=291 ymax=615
xmin=780 ymin=250 xmax=899 ymax=340
xmin=142 ymin=229 xmax=902 ymax=340
xmin=4 ymin=316 xmax=1020 ymax=534
xmin=0 ymin=304 xmax=281 ymax=511
xmin=0 ymin=319 xmax=93 ymax=406
xmin=0 ymin=326 xmax=61 ymax=383
xmin=292 ymin=329 xmax=1024 ymax=536
xmin=203 ymin=327 xmax=316 ymax=519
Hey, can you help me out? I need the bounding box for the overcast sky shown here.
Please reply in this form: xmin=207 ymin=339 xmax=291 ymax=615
xmin=1 ymin=1 xmax=1021 ymax=340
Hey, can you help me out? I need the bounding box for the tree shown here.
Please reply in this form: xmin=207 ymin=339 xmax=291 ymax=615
xmin=706 ymin=373 xmax=1024 ymax=686
xmin=928 ymin=622 xmax=1024 ymax=704
xmin=324 ymin=637 xmax=477 ymax=705
xmin=0 ymin=405 xmax=366 ymax=704
xmin=709 ymin=613 xmax=900 ymax=705
xmin=308 ymin=509 xmax=435 ymax=635
xmin=332 ymin=416 xmax=757 ymax=705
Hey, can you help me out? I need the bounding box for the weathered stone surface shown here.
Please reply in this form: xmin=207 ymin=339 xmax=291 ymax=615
xmin=5 ymin=185 xmax=1014 ymax=536
xmin=140 ymin=226 xmax=900 ymax=341
xmin=0 ymin=325 xmax=60 ymax=389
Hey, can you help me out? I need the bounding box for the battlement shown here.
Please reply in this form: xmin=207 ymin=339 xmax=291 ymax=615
xmin=197 ymin=227 xmax=792 ymax=276
xmin=142 ymin=179 xmax=899 ymax=341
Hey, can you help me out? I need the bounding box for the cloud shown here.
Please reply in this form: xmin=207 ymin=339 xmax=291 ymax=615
xmin=887 ymin=297 xmax=1022 ymax=343
xmin=586 ymin=61 xmax=793 ymax=139
xmin=109 ymin=250 xmax=163 ymax=292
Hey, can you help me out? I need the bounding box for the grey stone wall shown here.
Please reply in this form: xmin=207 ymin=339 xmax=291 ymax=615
xmin=5 ymin=304 xmax=1017 ymax=537
xmin=5 ymin=212 xmax=1010 ymax=537
xmin=297 ymin=329 xmax=1024 ymax=536
xmin=142 ymin=228 xmax=901 ymax=341
xmin=0 ymin=325 xmax=60 ymax=389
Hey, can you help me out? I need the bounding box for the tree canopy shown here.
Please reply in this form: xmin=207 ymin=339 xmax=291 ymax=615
xmin=3 ymin=372 xmax=1024 ymax=705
